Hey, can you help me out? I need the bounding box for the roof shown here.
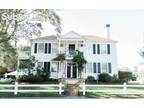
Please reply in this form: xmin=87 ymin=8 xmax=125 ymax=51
xmin=31 ymin=31 xmax=117 ymax=43
xmin=83 ymin=35 xmax=117 ymax=42
xmin=32 ymin=35 xmax=57 ymax=41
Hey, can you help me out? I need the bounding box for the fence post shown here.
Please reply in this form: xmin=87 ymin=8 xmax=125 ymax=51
xmin=14 ymin=81 xmax=18 ymax=95
xmin=59 ymin=82 xmax=62 ymax=95
xmin=123 ymin=82 xmax=127 ymax=94
xmin=82 ymin=82 xmax=86 ymax=95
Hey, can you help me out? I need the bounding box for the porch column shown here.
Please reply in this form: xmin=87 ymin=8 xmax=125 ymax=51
xmin=77 ymin=64 xmax=78 ymax=79
xmin=65 ymin=61 xmax=67 ymax=78
xmin=71 ymin=64 xmax=73 ymax=78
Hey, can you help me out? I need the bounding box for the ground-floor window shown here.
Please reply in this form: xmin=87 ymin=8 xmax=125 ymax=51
xmin=92 ymin=62 xmax=112 ymax=73
xmin=37 ymin=62 xmax=43 ymax=69
xmin=51 ymin=62 xmax=58 ymax=72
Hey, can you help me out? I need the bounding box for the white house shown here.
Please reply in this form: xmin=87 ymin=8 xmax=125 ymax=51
xmin=31 ymin=30 xmax=118 ymax=79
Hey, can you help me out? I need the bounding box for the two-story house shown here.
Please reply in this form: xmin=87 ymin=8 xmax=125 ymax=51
xmin=31 ymin=31 xmax=118 ymax=79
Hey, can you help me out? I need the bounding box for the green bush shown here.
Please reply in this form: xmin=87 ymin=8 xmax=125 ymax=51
xmin=118 ymin=71 xmax=134 ymax=82
xmin=98 ymin=73 xmax=112 ymax=82
xmin=18 ymin=68 xmax=50 ymax=82
xmin=86 ymin=76 xmax=95 ymax=83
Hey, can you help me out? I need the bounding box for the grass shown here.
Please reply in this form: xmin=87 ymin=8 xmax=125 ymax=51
xmin=84 ymin=86 xmax=144 ymax=98
xmin=0 ymin=82 xmax=65 ymax=98
xmin=0 ymin=92 xmax=63 ymax=98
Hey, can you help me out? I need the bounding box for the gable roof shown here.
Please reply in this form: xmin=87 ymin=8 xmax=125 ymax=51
xmin=61 ymin=30 xmax=83 ymax=39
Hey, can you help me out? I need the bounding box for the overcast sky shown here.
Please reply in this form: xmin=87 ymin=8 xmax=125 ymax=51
xmin=42 ymin=9 xmax=144 ymax=69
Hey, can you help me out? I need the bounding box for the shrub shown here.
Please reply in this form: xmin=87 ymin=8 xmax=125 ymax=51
xmin=118 ymin=71 xmax=134 ymax=83
xmin=18 ymin=68 xmax=50 ymax=82
xmin=98 ymin=73 xmax=112 ymax=82
xmin=86 ymin=76 xmax=95 ymax=82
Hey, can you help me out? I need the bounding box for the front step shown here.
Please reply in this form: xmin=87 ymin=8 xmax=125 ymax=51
xmin=67 ymin=84 xmax=78 ymax=96
xmin=66 ymin=79 xmax=79 ymax=84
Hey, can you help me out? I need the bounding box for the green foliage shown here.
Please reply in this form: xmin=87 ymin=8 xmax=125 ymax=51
xmin=18 ymin=68 xmax=50 ymax=82
xmin=72 ymin=50 xmax=87 ymax=78
xmin=36 ymin=68 xmax=50 ymax=81
xmin=118 ymin=71 xmax=135 ymax=82
xmin=53 ymin=53 xmax=65 ymax=61
xmin=0 ymin=9 xmax=61 ymax=43
xmin=0 ymin=33 xmax=17 ymax=74
xmin=19 ymin=56 xmax=36 ymax=75
xmin=98 ymin=73 xmax=112 ymax=82
xmin=86 ymin=76 xmax=95 ymax=83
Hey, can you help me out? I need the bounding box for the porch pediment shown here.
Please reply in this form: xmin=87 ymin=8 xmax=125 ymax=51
xmin=61 ymin=31 xmax=84 ymax=39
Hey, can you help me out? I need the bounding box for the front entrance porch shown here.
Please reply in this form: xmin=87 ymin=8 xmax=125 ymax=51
xmin=67 ymin=63 xmax=78 ymax=78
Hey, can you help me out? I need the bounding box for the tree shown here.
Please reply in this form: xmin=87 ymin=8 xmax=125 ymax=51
xmin=72 ymin=50 xmax=87 ymax=79
xmin=0 ymin=9 xmax=61 ymax=44
xmin=0 ymin=34 xmax=16 ymax=74
xmin=53 ymin=53 xmax=65 ymax=74
xmin=0 ymin=9 xmax=61 ymax=75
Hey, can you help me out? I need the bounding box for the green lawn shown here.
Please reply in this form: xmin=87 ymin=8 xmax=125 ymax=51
xmin=0 ymin=83 xmax=65 ymax=98
xmin=84 ymin=86 xmax=144 ymax=98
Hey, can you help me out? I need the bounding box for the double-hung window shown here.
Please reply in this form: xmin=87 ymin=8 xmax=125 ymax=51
xmin=38 ymin=43 xmax=44 ymax=53
xmin=100 ymin=44 xmax=107 ymax=54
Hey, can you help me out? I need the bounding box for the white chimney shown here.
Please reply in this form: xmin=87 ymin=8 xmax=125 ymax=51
xmin=106 ymin=24 xmax=110 ymax=39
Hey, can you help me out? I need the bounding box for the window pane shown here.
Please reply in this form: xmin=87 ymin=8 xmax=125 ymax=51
xmin=38 ymin=43 xmax=44 ymax=53
xmin=37 ymin=62 xmax=43 ymax=68
xmin=87 ymin=63 xmax=92 ymax=73
xmin=100 ymin=44 xmax=107 ymax=54
xmin=52 ymin=43 xmax=58 ymax=53
xmin=51 ymin=62 xmax=57 ymax=72
xmin=102 ymin=63 xmax=107 ymax=73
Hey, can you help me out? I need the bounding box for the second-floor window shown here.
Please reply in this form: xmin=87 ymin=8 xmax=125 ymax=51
xmin=100 ymin=44 xmax=107 ymax=54
xmin=92 ymin=44 xmax=111 ymax=55
xmin=38 ymin=43 xmax=44 ymax=53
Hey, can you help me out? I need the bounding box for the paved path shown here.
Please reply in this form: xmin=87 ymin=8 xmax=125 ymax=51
xmin=4 ymin=96 xmax=89 ymax=99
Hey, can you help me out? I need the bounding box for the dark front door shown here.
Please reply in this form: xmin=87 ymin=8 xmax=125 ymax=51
xmin=67 ymin=63 xmax=77 ymax=78
xmin=73 ymin=63 xmax=77 ymax=78
xmin=67 ymin=63 xmax=71 ymax=78
xmin=69 ymin=44 xmax=75 ymax=55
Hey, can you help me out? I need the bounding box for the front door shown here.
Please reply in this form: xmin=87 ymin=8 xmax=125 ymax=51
xmin=67 ymin=63 xmax=77 ymax=78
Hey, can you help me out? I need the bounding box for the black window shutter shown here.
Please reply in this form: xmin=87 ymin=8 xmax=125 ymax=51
xmin=44 ymin=62 xmax=47 ymax=70
xmin=93 ymin=44 xmax=96 ymax=54
xmin=44 ymin=62 xmax=50 ymax=72
xmin=97 ymin=62 xmax=101 ymax=73
xmin=107 ymin=44 xmax=110 ymax=54
xmin=97 ymin=44 xmax=100 ymax=54
xmin=34 ymin=43 xmax=37 ymax=53
xmin=108 ymin=63 xmax=112 ymax=73
xmin=93 ymin=63 xmax=96 ymax=73
xmin=48 ymin=62 xmax=50 ymax=72
xmin=48 ymin=43 xmax=51 ymax=54
xmin=45 ymin=43 xmax=48 ymax=54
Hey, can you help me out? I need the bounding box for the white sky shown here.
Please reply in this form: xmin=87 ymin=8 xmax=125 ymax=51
xmin=42 ymin=9 xmax=144 ymax=69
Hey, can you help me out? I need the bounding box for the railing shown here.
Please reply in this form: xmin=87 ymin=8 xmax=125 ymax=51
xmin=0 ymin=82 xmax=64 ymax=95
xmin=80 ymin=82 xmax=144 ymax=95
